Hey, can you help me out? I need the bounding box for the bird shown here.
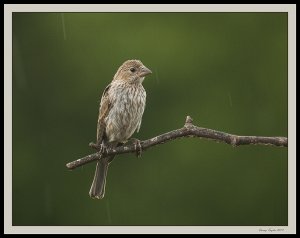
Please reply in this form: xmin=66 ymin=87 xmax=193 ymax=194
xmin=89 ymin=59 xmax=152 ymax=199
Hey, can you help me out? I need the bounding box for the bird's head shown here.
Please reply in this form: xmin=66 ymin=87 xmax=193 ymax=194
xmin=113 ymin=59 xmax=152 ymax=84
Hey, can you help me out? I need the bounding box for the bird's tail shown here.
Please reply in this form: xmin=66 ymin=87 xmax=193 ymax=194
xmin=89 ymin=156 xmax=114 ymax=199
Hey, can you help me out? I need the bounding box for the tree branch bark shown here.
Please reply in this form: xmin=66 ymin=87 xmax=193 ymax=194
xmin=66 ymin=116 xmax=287 ymax=170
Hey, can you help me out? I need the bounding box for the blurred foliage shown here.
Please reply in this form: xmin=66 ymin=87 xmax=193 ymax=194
xmin=12 ymin=13 xmax=287 ymax=226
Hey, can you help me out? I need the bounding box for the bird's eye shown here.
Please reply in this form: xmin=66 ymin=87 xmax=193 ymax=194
xmin=130 ymin=67 xmax=136 ymax=73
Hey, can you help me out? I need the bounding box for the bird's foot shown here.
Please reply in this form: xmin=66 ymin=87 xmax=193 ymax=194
xmin=99 ymin=143 xmax=109 ymax=158
xmin=89 ymin=142 xmax=108 ymax=158
xmin=129 ymin=138 xmax=143 ymax=158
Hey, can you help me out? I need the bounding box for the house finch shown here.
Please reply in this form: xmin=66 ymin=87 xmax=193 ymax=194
xmin=89 ymin=59 xmax=152 ymax=199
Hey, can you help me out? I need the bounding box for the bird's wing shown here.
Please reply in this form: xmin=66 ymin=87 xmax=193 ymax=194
xmin=96 ymin=84 xmax=112 ymax=144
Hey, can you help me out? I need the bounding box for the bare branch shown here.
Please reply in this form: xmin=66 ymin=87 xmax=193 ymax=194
xmin=66 ymin=116 xmax=287 ymax=170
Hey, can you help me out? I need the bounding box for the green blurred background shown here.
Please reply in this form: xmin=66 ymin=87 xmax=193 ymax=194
xmin=12 ymin=13 xmax=287 ymax=226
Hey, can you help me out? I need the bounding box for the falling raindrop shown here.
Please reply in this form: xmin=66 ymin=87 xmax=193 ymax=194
xmin=227 ymin=92 xmax=233 ymax=107
xmin=61 ymin=13 xmax=67 ymax=41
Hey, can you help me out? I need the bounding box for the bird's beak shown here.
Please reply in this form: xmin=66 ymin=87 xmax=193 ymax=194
xmin=140 ymin=66 xmax=152 ymax=77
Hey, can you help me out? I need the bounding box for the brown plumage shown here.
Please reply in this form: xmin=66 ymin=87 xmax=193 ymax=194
xmin=89 ymin=59 xmax=152 ymax=199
